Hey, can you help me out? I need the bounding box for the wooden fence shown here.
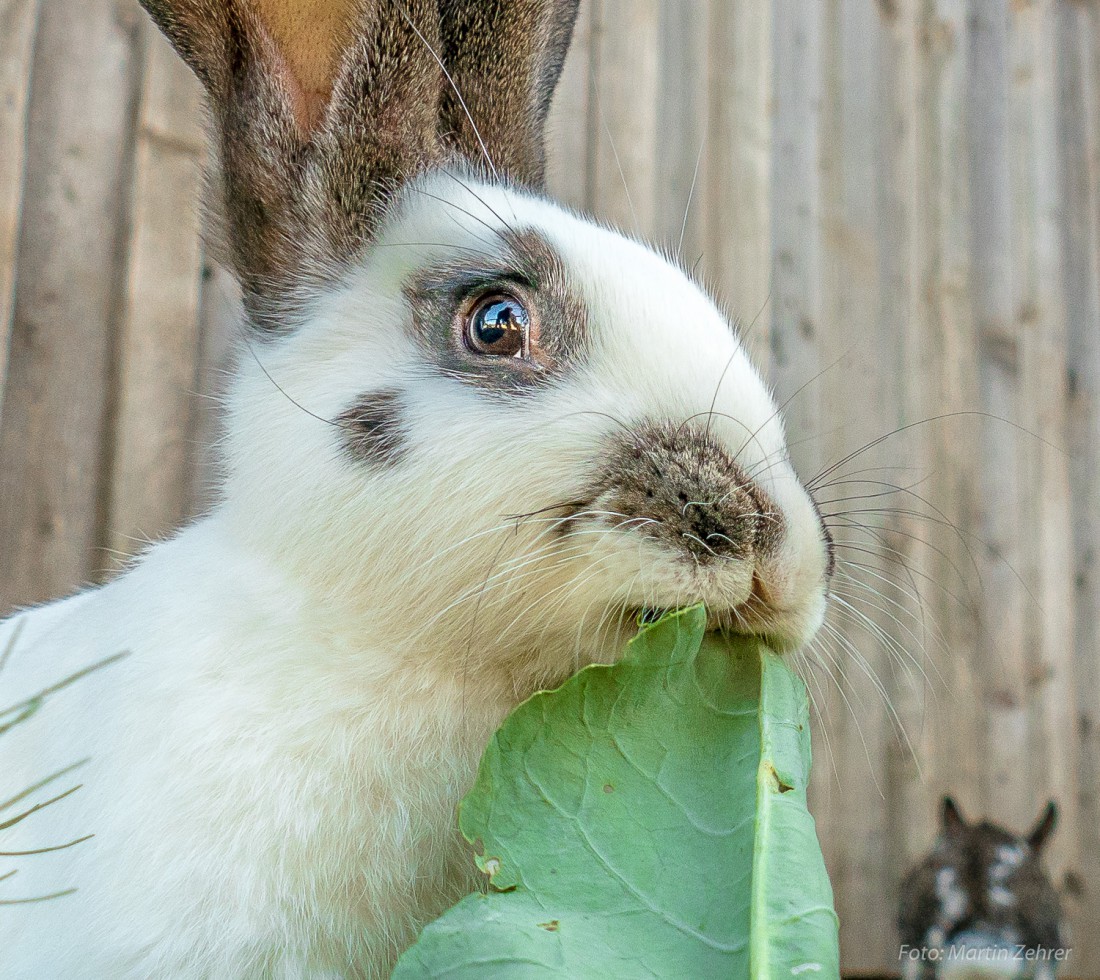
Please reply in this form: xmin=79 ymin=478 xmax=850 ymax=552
xmin=1 ymin=0 xmax=1098 ymax=973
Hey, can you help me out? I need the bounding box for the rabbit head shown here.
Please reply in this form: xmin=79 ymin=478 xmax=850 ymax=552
xmin=143 ymin=0 xmax=834 ymax=687
xmin=898 ymin=798 xmax=1065 ymax=979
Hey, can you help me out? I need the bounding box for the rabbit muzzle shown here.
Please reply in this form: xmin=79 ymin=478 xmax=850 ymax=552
xmin=557 ymin=418 xmax=831 ymax=652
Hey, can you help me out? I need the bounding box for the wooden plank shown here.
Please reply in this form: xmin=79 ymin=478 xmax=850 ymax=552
xmin=769 ymin=3 xmax=899 ymax=968
xmin=704 ymin=0 xmax=773 ymax=369
xmin=768 ymin=0 xmax=824 ymax=462
xmin=0 ymin=0 xmax=142 ymax=615
xmin=1008 ymin=0 xmax=1080 ymax=928
xmin=0 ymin=0 xmax=40 ymax=424
xmin=654 ymin=0 xmax=710 ymax=258
xmin=875 ymin=0 xmax=939 ymax=918
xmin=815 ymin=2 xmax=897 ymax=969
xmin=895 ymin=0 xmax=986 ymax=890
xmin=545 ymin=0 xmax=594 ymax=211
xmin=965 ymin=0 xmax=1037 ymax=827
xmin=772 ymin=0 xmax=828 ymax=867
xmin=588 ymin=0 xmax=661 ymax=237
xmin=866 ymin=12 xmax=991 ymax=970
xmin=107 ymin=25 xmax=205 ymax=561
xmin=1058 ymin=1 xmax=1100 ymax=974
xmin=921 ymin=0 xmax=985 ymax=834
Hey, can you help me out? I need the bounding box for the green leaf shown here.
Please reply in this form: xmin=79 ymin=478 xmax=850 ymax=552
xmin=393 ymin=606 xmax=838 ymax=979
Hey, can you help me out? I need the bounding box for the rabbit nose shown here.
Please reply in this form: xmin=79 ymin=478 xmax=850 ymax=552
xmin=675 ymin=485 xmax=768 ymax=561
xmin=591 ymin=420 xmax=784 ymax=564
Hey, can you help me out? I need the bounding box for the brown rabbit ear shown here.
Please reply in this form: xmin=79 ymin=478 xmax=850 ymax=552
xmin=1027 ymin=801 xmax=1058 ymax=851
xmin=438 ymin=0 xmax=580 ymax=187
xmin=139 ymin=0 xmax=446 ymax=327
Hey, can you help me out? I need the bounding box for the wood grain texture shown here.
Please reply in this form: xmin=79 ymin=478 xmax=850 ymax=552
xmin=875 ymin=0 xmax=936 ymax=937
xmin=0 ymin=0 xmax=142 ymax=610
xmin=0 ymin=0 xmax=1097 ymax=973
xmin=545 ymin=0 xmax=594 ymax=212
xmin=0 ymin=0 xmax=40 ymax=424
xmin=654 ymin=0 xmax=709 ymax=257
xmin=1010 ymin=0 xmax=1079 ymax=895
xmin=704 ymin=0 xmax=772 ymax=368
xmin=816 ymin=3 xmax=894 ymax=965
xmin=588 ymin=0 xmax=661 ymax=236
xmin=107 ymin=25 xmax=205 ymax=560
xmin=1058 ymin=0 xmax=1100 ymax=965
xmin=968 ymin=0 xmax=1032 ymax=828
xmin=921 ymin=0 xmax=987 ymax=852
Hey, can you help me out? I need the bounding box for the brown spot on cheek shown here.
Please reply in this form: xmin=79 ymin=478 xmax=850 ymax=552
xmin=338 ymin=388 xmax=408 ymax=465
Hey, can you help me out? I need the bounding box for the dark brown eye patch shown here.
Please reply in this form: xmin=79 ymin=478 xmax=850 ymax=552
xmin=403 ymin=227 xmax=589 ymax=394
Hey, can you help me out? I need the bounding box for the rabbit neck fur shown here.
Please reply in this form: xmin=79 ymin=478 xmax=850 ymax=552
xmin=1 ymin=514 xmax=504 ymax=978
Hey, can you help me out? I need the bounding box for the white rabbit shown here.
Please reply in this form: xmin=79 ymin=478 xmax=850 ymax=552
xmin=0 ymin=0 xmax=834 ymax=976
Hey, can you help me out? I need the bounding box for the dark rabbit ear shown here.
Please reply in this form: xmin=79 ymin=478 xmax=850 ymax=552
xmin=439 ymin=0 xmax=581 ymax=187
xmin=1027 ymin=801 xmax=1058 ymax=851
xmin=138 ymin=0 xmax=446 ymax=327
xmin=942 ymin=796 xmax=967 ymax=837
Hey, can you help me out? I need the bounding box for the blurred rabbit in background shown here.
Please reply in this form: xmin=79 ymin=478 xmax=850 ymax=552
xmin=899 ymin=797 xmax=1065 ymax=980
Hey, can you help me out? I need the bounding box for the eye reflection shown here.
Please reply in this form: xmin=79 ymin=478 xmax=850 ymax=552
xmin=464 ymin=293 xmax=530 ymax=357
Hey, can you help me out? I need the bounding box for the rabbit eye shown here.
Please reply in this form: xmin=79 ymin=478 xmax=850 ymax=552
xmin=464 ymin=293 xmax=530 ymax=358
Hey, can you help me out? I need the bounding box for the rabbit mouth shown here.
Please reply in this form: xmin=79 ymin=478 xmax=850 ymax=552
xmin=610 ymin=526 xmax=827 ymax=652
xmin=633 ymin=594 xmax=783 ymax=640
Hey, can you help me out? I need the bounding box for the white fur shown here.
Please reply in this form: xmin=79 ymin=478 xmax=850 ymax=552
xmin=935 ymin=866 xmax=969 ymax=924
xmin=0 ymin=175 xmax=829 ymax=977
